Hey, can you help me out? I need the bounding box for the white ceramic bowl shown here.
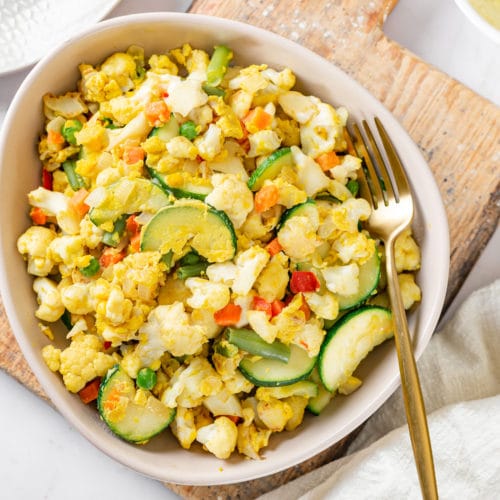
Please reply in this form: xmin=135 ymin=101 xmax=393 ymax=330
xmin=0 ymin=13 xmax=449 ymax=485
xmin=455 ymin=0 xmax=500 ymax=44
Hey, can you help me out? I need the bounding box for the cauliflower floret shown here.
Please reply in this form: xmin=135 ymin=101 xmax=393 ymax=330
xmin=17 ymin=226 xmax=56 ymax=276
xmin=166 ymin=79 xmax=208 ymax=117
xmin=75 ymin=121 xmax=108 ymax=152
xmin=196 ymin=416 xmax=238 ymax=459
xmin=395 ymin=229 xmax=421 ymax=272
xmin=229 ymin=89 xmax=253 ymax=119
xmin=43 ymin=92 xmax=88 ymax=119
xmin=194 ymin=124 xmax=223 ymax=161
xmin=42 ymin=344 xmax=61 ymax=372
xmin=166 ymin=136 xmax=198 ymax=159
xmin=100 ymin=52 xmax=137 ymax=91
xmin=254 ymin=252 xmax=289 ymax=302
xmin=190 ymin=308 xmax=222 ymax=339
xmin=232 ymin=246 xmax=270 ymax=296
xmin=208 ymin=96 xmax=244 ymax=139
xmin=398 ymin=273 xmax=422 ymax=309
xmin=48 ymin=235 xmax=86 ymax=273
xmin=33 ymin=277 xmax=65 ymax=322
xmin=237 ymin=422 xmax=272 ymax=460
xmin=78 ymin=64 xmax=122 ymax=103
xmin=161 ymin=357 xmax=223 ymax=408
xmin=300 ymin=99 xmax=345 ymax=158
xmin=322 ymin=263 xmax=360 ymax=296
xmin=58 ymin=333 xmax=116 ymax=392
xmin=205 ymin=262 xmax=238 ymax=286
xmin=292 ymin=317 xmax=326 ymax=357
xmin=261 ymin=67 xmax=296 ymax=90
xmin=271 ymin=177 xmax=308 ymax=208
xmin=329 ymin=154 xmax=361 ymax=184
xmin=278 ymin=91 xmax=317 ymax=123
xmin=138 ymin=302 xmax=208 ymax=362
xmin=328 ymin=198 xmax=372 ymax=234
xmin=103 ymin=287 xmax=133 ymax=325
xmin=79 ymin=215 xmax=104 ymax=249
xmin=247 ymin=130 xmax=281 ymax=157
xmin=247 ymin=310 xmax=278 ymax=343
xmin=60 ymin=282 xmax=94 ymax=315
xmin=332 ymin=231 xmax=375 ymax=265
xmin=228 ymin=64 xmax=270 ymax=94
xmin=278 ymin=216 xmax=320 ymax=262
xmin=185 ymin=277 xmax=230 ymax=312
xmin=170 ymin=406 xmax=198 ymax=449
xmin=110 ymin=251 xmax=166 ymax=303
xmin=290 ymin=146 xmax=331 ymax=196
xmin=303 ymin=291 xmax=339 ymax=320
xmin=256 ymin=397 xmax=293 ymax=432
xmin=204 ymin=174 xmax=254 ymax=229
xmin=28 ymin=187 xmax=81 ymax=234
xmin=148 ymin=54 xmax=179 ymax=75
xmin=203 ymin=388 xmax=243 ymax=417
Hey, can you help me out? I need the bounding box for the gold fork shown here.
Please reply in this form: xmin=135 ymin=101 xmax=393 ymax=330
xmin=349 ymin=117 xmax=438 ymax=499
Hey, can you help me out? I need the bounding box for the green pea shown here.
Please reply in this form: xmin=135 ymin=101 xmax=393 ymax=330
xmin=136 ymin=367 xmax=157 ymax=390
xmin=179 ymin=121 xmax=198 ymax=140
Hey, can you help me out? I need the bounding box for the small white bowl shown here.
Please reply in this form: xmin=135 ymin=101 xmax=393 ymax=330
xmin=0 ymin=13 xmax=449 ymax=485
xmin=455 ymin=0 xmax=500 ymax=44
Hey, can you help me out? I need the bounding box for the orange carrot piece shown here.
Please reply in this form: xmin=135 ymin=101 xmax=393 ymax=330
xmin=129 ymin=233 xmax=141 ymax=253
xmin=78 ymin=377 xmax=101 ymax=404
xmin=315 ymin=151 xmax=341 ymax=171
xmin=243 ymin=107 xmax=273 ymax=132
xmin=126 ymin=214 xmax=140 ymax=234
xmin=254 ymin=184 xmax=279 ymax=213
xmin=265 ymin=237 xmax=283 ymax=256
xmin=99 ymin=248 xmax=126 ymax=267
xmin=69 ymin=188 xmax=90 ymax=217
xmin=214 ymin=303 xmax=242 ymax=326
xmin=30 ymin=207 xmax=48 ymax=225
xmin=123 ymin=145 xmax=145 ymax=165
xmin=47 ymin=130 xmax=64 ymax=146
xmin=145 ymin=100 xmax=171 ymax=126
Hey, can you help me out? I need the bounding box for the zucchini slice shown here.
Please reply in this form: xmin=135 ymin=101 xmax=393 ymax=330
xmin=277 ymin=198 xmax=317 ymax=231
xmin=97 ymin=365 xmax=175 ymax=443
xmin=149 ymin=115 xmax=179 ymax=142
xmin=247 ymin=147 xmax=293 ymax=191
xmin=89 ymin=178 xmax=170 ymax=227
xmin=306 ymin=367 xmax=333 ymax=415
xmin=318 ymin=306 xmax=393 ymax=392
xmin=336 ymin=249 xmax=381 ymax=310
xmin=149 ymin=167 xmax=212 ymax=201
xmin=238 ymin=343 xmax=316 ymax=387
xmin=140 ymin=200 xmax=237 ymax=262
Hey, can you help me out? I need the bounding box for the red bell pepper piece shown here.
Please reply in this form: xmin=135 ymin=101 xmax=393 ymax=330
xmin=289 ymin=271 xmax=320 ymax=293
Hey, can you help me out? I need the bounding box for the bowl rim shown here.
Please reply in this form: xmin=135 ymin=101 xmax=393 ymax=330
xmin=454 ymin=0 xmax=500 ymax=44
xmin=0 ymin=11 xmax=450 ymax=485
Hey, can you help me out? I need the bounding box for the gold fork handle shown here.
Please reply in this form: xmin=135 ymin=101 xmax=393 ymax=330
xmin=386 ymin=238 xmax=438 ymax=500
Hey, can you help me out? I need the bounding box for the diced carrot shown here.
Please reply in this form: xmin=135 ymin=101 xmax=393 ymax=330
xmin=214 ymin=303 xmax=242 ymax=326
xmin=42 ymin=169 xmax=53 ymax=190
xmin=271 ymin=299 xmax=285 ymax=317
xmin=252 ymin=296 xmax=272 ymax=318
xmin=78 ymin=377 xmax=101 ymax=404
xmin=145 ymin=100 xmax=171 ymax=127
xmin=99 ymin=248 xmax=126 ymax=267
xmin=69 ymin=188 xmax=90 ymax=217
xmin=47 ymin=130 xmax=64 ymax=146
xmin=254 ymin=184 xmax=279 ymax=213
xmin=129 ymin=233 xmax=141 ymax=253
xmin=30 ymin=207 xmax=47 ymax=225
xmin=265 ymin=237 xmax=283 ymax=256
xmin=123 ymin=145 xmax=145 ymax=165
xmin=243 ymin=107 xmax=273 ymax=132
xmin=126 ymin=214 xmax=140 ymax=234
xmin=315 ymin=151 xmax=341 ymax=171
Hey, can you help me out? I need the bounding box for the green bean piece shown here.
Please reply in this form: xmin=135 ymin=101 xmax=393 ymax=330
xmin=226 ymin=328 xmax=291 ymax=363
xmin=102 ymin=215 xmax=127 ymax=247
xmin=202 ymin=84 xmax=226 ymax=97
xmin=179 ymin=121 xmax=198 ymax=140
xmin=79 ymin=256 xmax=100 ymax=277
xmin=62 ymin=160 xmax=86 ymax=191
xmin=160 ymin=250 xmax=174 ymax=270
xmin=136 ymin=367 xmax=157 ymax=390
xmin=61 ymin=309 xmax=73 ymax=330
xmin=61 ymin=119 xmax=83 ymax=145
xmin=179 ymin=251 xmax=202 ymax=266
xmin=177 ymin=262 xmax=208 ymax=280
xmin=347 ymin=179 xmax=359 ymax=196
xmin=206 ymin=45 xmax=233 ymax=87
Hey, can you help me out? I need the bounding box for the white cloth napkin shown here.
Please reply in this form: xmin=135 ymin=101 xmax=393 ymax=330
xmin=260 ymin=279 xmax=500 ymax=499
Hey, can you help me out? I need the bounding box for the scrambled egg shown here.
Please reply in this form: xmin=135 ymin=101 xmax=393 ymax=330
xmin=18 ymin=43 xmax=422 ymax=460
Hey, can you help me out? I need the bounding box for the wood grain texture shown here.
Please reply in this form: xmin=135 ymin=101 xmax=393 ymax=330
xmin=0 ymin=0 xmax=498 ymax=498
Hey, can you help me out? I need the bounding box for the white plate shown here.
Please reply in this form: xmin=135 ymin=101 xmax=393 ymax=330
xmin=455 ymin=0 xmax=500 ymax=44
xmin=0 ymin=13 xmax=449 ymax=486
xmin=0 ymin=0 xmax=121 ymax=75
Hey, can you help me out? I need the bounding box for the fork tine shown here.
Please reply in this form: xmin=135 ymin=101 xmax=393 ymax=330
xmin=374 ymin=117 xmax=411 ymax=199
xmin=351 ymin=123 xmax=384 ymax=208
xmin=345 ymin=127 xmax=373 ymax=206
xmin=362 ymin=120 xmax=396 ymax=204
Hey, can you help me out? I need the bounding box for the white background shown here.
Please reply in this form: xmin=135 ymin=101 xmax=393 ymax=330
xmin=0 ymin=1 xmax=498 ymax=499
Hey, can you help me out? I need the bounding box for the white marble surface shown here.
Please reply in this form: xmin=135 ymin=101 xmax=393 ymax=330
xmin=0 ymin=1 xmax=498 ymax=499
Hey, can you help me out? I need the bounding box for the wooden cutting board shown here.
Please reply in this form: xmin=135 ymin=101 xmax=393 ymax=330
xmin=1 ymin=0 xmax=498 ymax=498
